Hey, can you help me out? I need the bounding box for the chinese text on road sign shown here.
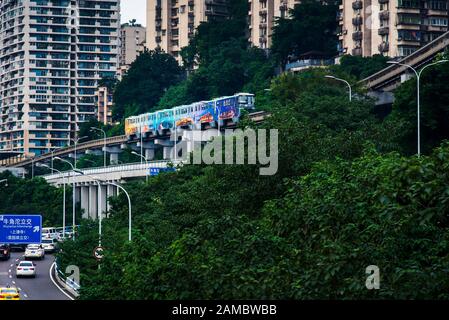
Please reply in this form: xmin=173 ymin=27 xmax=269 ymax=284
xmin=0 ymin=215 xmax=42 ymax=244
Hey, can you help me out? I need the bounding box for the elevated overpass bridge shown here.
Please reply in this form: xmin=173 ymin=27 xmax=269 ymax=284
xmin=361 ymin=30 xmax=449 ymax=95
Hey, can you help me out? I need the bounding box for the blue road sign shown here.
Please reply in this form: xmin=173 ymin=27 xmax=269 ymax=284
xmin=149 ymin=167 xmax=176 ymax=176
xmin=0 ymin=215 xmax=42 ymax=244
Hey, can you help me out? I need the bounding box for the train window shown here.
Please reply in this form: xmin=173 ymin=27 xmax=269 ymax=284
xmin=238 ymin=96 xmax=249 ymax=103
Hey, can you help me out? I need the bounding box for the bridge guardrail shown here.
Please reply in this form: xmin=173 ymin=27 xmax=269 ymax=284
xmin=54 ymin=262 xmax=80 ymax=298
xmin=43 ymin=160 xmax=182 ymax=181
xmin=361 ymin=30 xmax=449 ymax=90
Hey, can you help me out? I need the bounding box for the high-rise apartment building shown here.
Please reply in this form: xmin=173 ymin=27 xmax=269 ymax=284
xmin=248 ymin=0 xmax=300 ymax=49
xmin=119 ymin=23 xmax=146 ymax=67
xmin=0 ymin=0 xmax=120 ymax=156
xmin=146 ymin=0 xmax=228 ymax=62
xmin=338 ymin=0 xmax=449 ymax=57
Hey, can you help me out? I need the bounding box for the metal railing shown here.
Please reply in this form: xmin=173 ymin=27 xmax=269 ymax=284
xmin=43 ymin=160 xmax=181 ymax=181
xmin=55 ymin=263 xmax=81 ymax=294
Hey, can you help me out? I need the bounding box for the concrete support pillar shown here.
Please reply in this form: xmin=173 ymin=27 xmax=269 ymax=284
xmin=106 ymin=146 xmax=122 ymax=165
xmin=110 ymin=153 xmax=119 ymax=165
xmin=163 ymin=146 xmax=173 ymax=160
xmin=88 ymin=185 xmax=98 ymax=220
xmin=145 ymin=148 xmax=155 ymax=161
xmin=99 ymin=185 xmax=107 ymax=219
xmin=106 ymin=184 xmax=117 ymax=216
xmin=75 ymin=186 xmax=81 ymax=204
xmin=80 ymin=186 xmax=90 ymax=219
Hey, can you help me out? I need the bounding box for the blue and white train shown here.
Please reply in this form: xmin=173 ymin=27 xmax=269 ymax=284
xmin=125 ymin=93 xmax=255 ymax=139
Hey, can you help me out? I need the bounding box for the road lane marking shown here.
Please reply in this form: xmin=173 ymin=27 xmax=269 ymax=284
xmin=12 ymin=281 xmax=15 ymax=284
xmin=49 ymin=262 xmax=74 ymax=300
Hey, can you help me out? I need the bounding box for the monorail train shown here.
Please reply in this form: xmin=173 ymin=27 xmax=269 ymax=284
xmin=125 ymin=93 xmax=255 ymax=140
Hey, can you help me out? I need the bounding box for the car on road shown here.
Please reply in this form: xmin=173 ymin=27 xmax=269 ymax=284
xmin=0 ymin=286 xmax=20 ymax=300
xmin=42 ymin=227 xmax=58 ymax=240
xmin=24 ymin=244 xmax=45 ymax=260
xmin=16 ymin=261 xmax=36 ymax=278
xmin=0 ymin=244 xmax=10 ymax=261
xmin=41 ymin=238 xmax=59 ymax=253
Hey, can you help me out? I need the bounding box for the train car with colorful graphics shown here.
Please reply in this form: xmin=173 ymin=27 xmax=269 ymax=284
xmin=125 ymin=93 xmax=255 ymax=140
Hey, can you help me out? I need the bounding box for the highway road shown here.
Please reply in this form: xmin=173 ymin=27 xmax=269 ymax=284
xmin=0 ymin=251 xmax=70 ymax=300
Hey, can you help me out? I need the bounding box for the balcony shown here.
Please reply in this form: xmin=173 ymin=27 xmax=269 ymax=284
xmin=378 ymin=26 xmax=389 ymax=35
xmin=352 ymin=47 xmax=362 ymax=56
xmin=285 ymin=58 xmax=334 ymax=72
xmin=352 ymin=31 xmax=363 ymax=41
xmin=352 ymin=0 xmax=363 ymax=10
xmin=378 ymin=0 xmax=389 ymax=3
xmin=378 ymin=42 xmax=389 ymax=52
xmin=379 ymin=11 xmax=389 ymax=20
xmin=352 ymin=16 xmax=363 ymax=25
xmin=336 ymin=12 xmax=343 ymax=22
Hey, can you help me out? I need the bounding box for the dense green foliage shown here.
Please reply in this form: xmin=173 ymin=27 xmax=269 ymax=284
xmin=271 ymin=0 xmax=338 ymax=67
xmin=332 ymin=54 xmax=389 ymax=80
xmin=156 ymin=0 xmax=274 ymax=108
xmin=112 ymin=50 xmax=183 ymax=120
xmin=55 ymin=69 xmax=439 ymax=300
xmin=0 ymin=172 xmax=74 ymax=227
xmin=386 ymin=55 xmax=449 ymax=155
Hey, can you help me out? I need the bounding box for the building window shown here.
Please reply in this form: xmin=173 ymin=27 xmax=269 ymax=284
xmin=398 ymin=46 xmax=418 ymax=56
xmin=430 ymin=17 xmax=448 ymax=26
xmin=429 ymin=1 xmax=448 ymax=10
xmin=398 ymin=29 xmax=421 ymax=41
xmin=397 ymin=0 xmax=421 ymax=9
xmin=398 ymin=14 xmax=421 ymax=25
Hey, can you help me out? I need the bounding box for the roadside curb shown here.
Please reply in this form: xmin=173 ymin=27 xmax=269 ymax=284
xmin=49 ymin=262 xmax=77 ymax=300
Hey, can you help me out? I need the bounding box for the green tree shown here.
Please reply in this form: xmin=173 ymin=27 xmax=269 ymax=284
xmin=0 ymin=172 xmax=77 ymax=227
xmin=57 ymin=70 xmax=403 ymax=300
xmin=332 ymin=54 xmax=389 ymax=80
xmin=385 ymin=55 xmax=449 ymax=155
xmin=271 ymin=0 xmax=338 ymax=67
xmin=113 ymin=50 xmax=184 ymax=120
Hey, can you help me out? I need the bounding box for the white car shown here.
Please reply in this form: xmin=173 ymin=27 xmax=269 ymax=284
xmin=24 ymin=244 xmax=45 ymax=260
xmin=41 ymin=238 xmax=58 ymax=253
xmin=16 ymin=261 xmax=36 ymax=278
xmin=42 ymin=227 xmax=58 ymax=240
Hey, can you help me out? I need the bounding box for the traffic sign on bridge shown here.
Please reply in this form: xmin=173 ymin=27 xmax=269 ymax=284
xmin=149 ymin=167 xmax=176 ymax=176
xmin=0 ymin=215 xmax=42 ymax=244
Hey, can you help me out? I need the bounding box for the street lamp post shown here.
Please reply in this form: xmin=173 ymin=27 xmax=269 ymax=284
xmin=28 ymin=157 xmax=34 ymax=179
xmin=140 ymin=124 xmax=143 ymax=165
xmin=51 ymin=150 xmax=56 ymax=171
xmin=90 ymin=128 xmax=107 ymax=167
xmin=387 ymin=59 xmax=449 ymax=156
xmin=70 ymin=136 xmax=88 ymax=169
xmin=74 ymin=170 xmax=133 ymax=242
xmin=54 ymin=156 xmax=78 ymax=241
xmin=325 ymin=75 xmax=352 ymax=101
xmin=37 ymin=163 xmax=66 ymax=239
xmin=131 ymin=151 xmax=149 ymax=183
